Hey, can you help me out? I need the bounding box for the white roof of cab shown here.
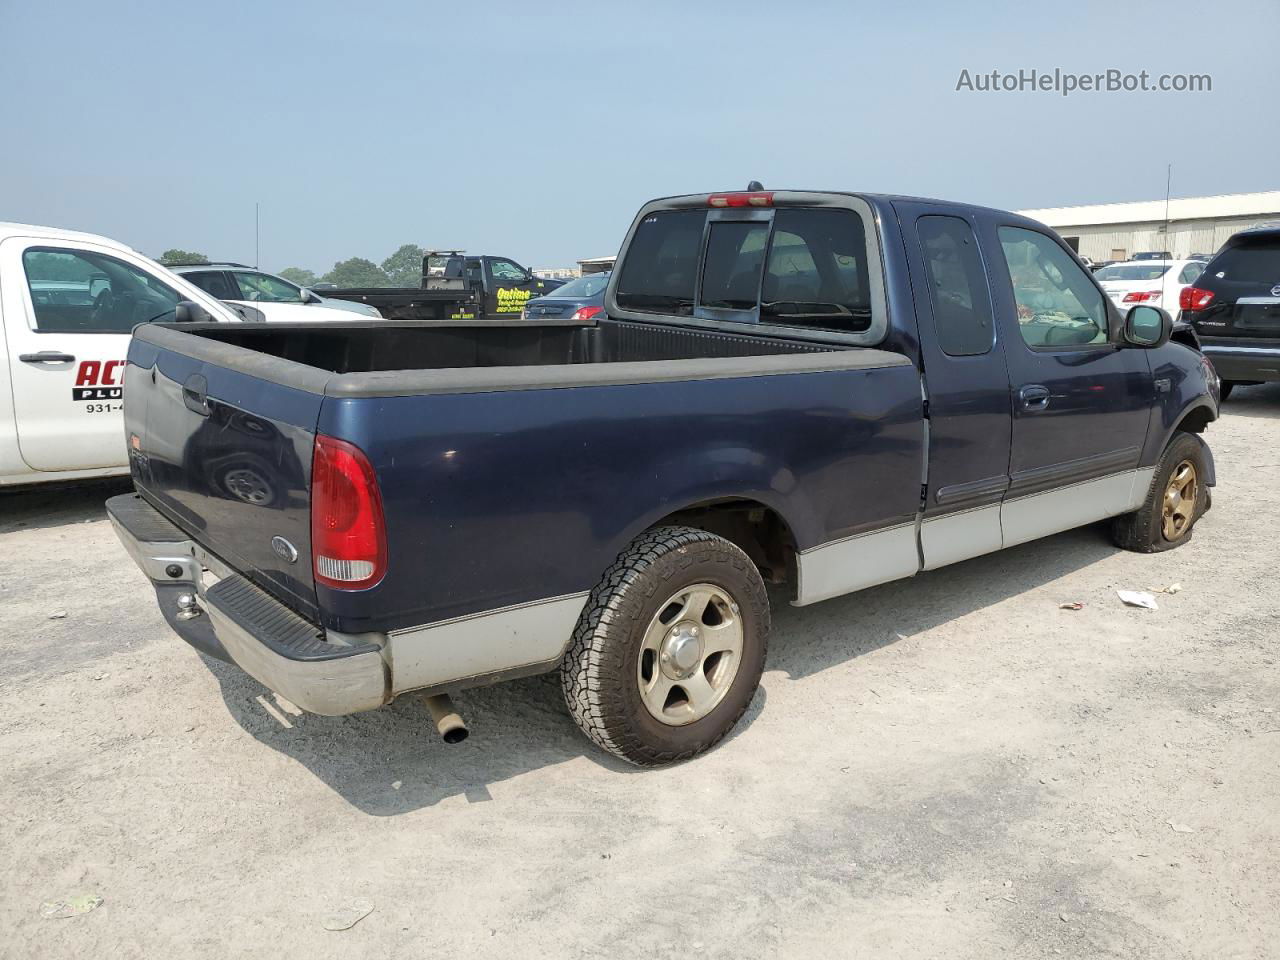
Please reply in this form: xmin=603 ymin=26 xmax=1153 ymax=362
xmin=0 ymin=221 xmax=137 ymax=253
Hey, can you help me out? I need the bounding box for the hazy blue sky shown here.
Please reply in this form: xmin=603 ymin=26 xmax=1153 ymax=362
xmin=2 ymin=0 xmax=1277 ymax=273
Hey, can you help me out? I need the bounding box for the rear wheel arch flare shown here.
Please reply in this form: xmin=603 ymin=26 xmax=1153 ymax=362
xmin=641 ymin=497 xmax=801 ymax=593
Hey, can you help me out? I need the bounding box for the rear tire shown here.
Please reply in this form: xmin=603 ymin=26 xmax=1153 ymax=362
xmin=560 ymin=526 xmax=769 ymax=766
xmin=1219 ymin=381 xmax=1235 ymax=401
xmin=1111 ymin=432 xmax=1209 ymax=553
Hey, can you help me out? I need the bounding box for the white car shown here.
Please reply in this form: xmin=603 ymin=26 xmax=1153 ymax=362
xmin=170 ymin=264 xmax=382 ymax=320
xmin=1093 ymin=259 xmax=1206 ymax=318
xmin=1 ymin=222 xmax=266 ymax=487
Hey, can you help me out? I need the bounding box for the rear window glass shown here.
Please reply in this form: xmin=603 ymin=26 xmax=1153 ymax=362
xmin=760 ymin=208 xmax=872 ymax=333
xmin=700 ymin=221 xmax=768 ymax=309
xmin=1094 ymin=264 xmax=1171 ymax=281
xmin=615 ymin=209 xmax=704 ymax=314
xmin=549 ymin=273 xmax=609 ymax=299
xmin=425 ymin=255 xmax=463 ymax=278
xmin=1207 ymin=238 xmax=1280 ymax=284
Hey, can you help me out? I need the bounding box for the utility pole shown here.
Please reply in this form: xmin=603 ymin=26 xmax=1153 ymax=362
xmin=1162 ymin=165 xmax=1172 ymax=247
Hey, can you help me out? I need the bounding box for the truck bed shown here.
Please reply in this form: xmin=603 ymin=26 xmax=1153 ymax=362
xmin=184 ymin=316 xmax=837 ymax=374
xmin=123 ymin=317 xmax=920 ymax=639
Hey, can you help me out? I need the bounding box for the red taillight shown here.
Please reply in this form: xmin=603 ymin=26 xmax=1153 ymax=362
xmin=1122 ymin=290 xmax=1162 ymax=303
xmin=707 ymin=192 xmax=773 ymax=208
xmin=311 ymin=434 xmax=386 ymax=589
xmin=571 ymin=305 xmax=604 ymax=321
xmin=1180 ymin=286 xmax=1215 ymax=311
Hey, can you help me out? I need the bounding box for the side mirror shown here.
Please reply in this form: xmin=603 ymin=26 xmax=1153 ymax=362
xmin=300 ymin=288 xmax=322 ymax=304
xmin=1123 ymin=304 xmax=1173 ymax=348
xmin=174 ymin=300 xmax=213 ymax=323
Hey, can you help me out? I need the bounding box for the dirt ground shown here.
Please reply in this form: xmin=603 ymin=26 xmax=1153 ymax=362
xmin=2 ymin=385 xmax=1278 ymax=960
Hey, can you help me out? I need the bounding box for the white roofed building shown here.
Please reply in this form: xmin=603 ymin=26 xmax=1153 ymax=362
xmin=1017 ymin=191 xmax=1280 ymax=262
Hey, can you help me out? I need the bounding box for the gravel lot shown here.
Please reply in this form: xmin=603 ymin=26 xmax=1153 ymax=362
xmin=2 ymin=384 xmax=1278 ymax=960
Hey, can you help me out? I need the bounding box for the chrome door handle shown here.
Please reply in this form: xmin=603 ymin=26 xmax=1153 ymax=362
xmin=1019 ymin=384 xmax=1050 ymax=411
xmin=19 ymin=351 xmax=76 ymax=364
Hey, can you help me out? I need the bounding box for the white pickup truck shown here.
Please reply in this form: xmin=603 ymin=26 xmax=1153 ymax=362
xmin=0 ymin=222 xmax=253 ymax=487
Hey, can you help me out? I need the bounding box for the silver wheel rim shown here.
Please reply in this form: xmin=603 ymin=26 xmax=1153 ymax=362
xmin=637 ymin=582 xmax=744 ymax=726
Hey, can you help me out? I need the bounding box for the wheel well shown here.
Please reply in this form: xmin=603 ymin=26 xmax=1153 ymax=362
xmin=650 ymin=499 xmax=797 ymax=589
xmin=1177 ymin=404 xmax=1213 ymax=435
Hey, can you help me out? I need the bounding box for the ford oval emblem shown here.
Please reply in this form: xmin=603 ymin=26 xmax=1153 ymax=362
xmin=271 ymin=536 xmax=298 ymax=563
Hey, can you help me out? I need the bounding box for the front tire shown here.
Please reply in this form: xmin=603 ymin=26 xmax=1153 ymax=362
xmin=561 ymin=526 xmax=769 ymax=766
xmin=1111 ymin=432 xmax=1209 ymax=553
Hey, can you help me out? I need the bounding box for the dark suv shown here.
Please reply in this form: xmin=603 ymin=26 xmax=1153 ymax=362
xmin=1181 ymin=226 xmax=1280 ymax=399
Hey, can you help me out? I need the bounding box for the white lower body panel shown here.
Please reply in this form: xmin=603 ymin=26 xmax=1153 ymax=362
xmin=387 ymin=592 xmax=589 ymax=694
xmin=794 ymin=522 xmax=919 ymax=606
xmin=794 ymin=467 xmax=1156 ymax=607
xmin=920 ymin=503 xmax=1004 ymax=570
xmin=1001 ymin=468 xmax=1155 ymax=548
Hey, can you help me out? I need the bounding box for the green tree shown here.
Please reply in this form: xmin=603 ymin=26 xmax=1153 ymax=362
xmin=278 ymin=267 xmax=318 ymax=287
xmin=158 ymin=249 xmax=209 ymax=265
xmin=380 ymin=244 xmax=424 ymax=287
xmin=321 ymin=258 xmax=389 ymax=288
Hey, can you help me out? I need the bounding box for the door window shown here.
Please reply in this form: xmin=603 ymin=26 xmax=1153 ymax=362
xmin=1178 ymin=262 xmax=1204 ymax=284
xmin=231 ymin=271 xmax=303 ymax=302
xmin=998 ymin=227 xmax=1108 ymax=348
xmin=22 ymin=247 xmax=182 ymax=332
xmin=183 ymin=270 xmax=239 ymax=300
xmin=489 ymin=259 xmax=527 ymax=282
xmin=917 ymin=216 xmax=994 ymax=356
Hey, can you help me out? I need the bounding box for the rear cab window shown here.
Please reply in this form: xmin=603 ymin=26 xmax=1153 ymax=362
xmin=613 ymin=196 xmax=887 ymax=343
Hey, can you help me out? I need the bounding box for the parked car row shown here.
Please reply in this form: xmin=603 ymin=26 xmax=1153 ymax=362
xmin=1094 ymin=258 xmax=1206 ymax=316
xmin=1179 ymin=225 xmax=1280 ymax=398
xmin=171 ymin=263 xmax=383 ymax=320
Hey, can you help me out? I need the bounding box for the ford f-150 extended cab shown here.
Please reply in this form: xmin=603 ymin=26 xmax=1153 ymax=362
xmin=108 ymin=188 xmax=1221 ymax=766
xmin=0 ymin=222 xmax=250 ymax=487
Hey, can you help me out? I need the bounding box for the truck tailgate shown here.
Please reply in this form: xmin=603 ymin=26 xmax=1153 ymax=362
xmin=124 ymin=328 xmax=324 ymax=618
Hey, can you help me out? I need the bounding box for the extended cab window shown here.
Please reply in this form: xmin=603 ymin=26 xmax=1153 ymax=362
xmin=917 ymin=215 xmax=994 ymax=356
xmin=615 ymin=209 xmax=705 ymax=314
xmin=22 ymin=247 xmax=182 ymax=333
xmin=760 ymin=208 xmax=872 ymax=333
xmin=998 ymin=227 xmax=1107 ymax=349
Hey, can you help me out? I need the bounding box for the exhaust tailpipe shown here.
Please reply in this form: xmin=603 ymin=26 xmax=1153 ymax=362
xmin=421 ymin=693 xmax=468 ymax=744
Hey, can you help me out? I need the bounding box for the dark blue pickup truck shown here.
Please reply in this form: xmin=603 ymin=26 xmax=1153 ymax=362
xmin=107 ymin=188 xmax=1221 ymax=765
